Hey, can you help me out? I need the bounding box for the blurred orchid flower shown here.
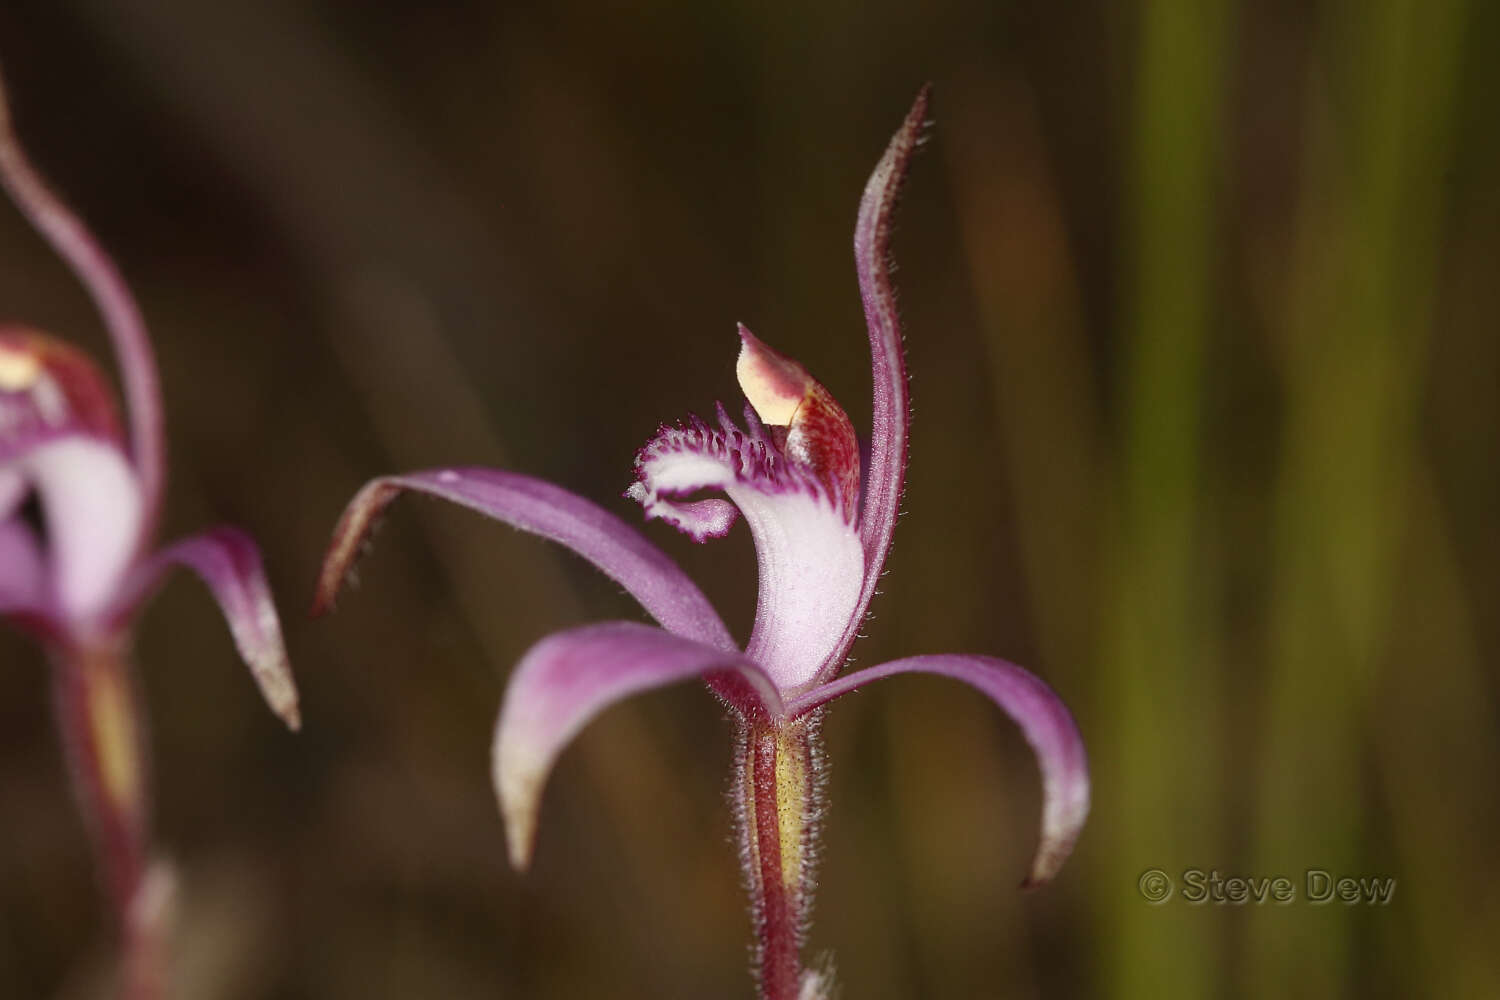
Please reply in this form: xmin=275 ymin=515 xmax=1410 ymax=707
xmin=0 ymin=71 xmax=298 ymax=997
xmin=316 ymin=88 xmax=1087 ymax=1000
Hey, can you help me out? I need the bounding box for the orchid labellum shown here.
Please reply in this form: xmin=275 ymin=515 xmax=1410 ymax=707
xmin=0 ymin=72 xmax=299 ymax=999
xmin=316 ymin=88 xmax=1089 ymax=999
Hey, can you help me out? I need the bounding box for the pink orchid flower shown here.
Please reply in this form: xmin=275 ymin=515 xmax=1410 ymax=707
xmin=316 ymin=89 xmax=1088 ymax=1000
xmin=1 ymin=73 xmax=298 ymax=997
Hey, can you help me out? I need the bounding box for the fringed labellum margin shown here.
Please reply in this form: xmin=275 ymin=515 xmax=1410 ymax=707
xmin=315 ymin=86 xmax=1090 ymax=1000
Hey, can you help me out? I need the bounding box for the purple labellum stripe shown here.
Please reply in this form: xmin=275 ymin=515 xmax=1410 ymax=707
xmin=0 ymin=75 xmax=167 ymax=537
xmin=493 ymin=621 xmax=783 ymax=869
xmin=788 ymin=652 xmax=1089 ymax=888
xmin=125 ymin=527 xmax=301 ymax=730
xmin=633 ymin=411 xmax=832 ymax=506
xmin=630 ymin=408 xmax=865 ymax=694
xmin=304 ymin=89 xmax=1089 ymax=998
xmin=314 ymin=467 xmax=737 ymax=654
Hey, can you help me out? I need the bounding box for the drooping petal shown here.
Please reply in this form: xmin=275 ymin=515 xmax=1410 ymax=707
xmin=0 ymin=80 xmax=166 ymax=530
xmin=628 ymin=402 xmax=864 ymax=693
xmin=850 ymin=88 xmax=928 ymax=618
xmin=122 ymin=527 xmax=300 ymax=730
xmin=314 ymin=468 xmax=736 ymax=652
xmin=494 ymin=620 xmax=782 ymax=869
xmin=788 ymin=652 xmax=1088 ymax=888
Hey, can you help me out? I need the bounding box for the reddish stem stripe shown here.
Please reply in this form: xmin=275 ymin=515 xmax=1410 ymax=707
xmin=751 ymin=729 xmax=802 ymax=999
xmin=739 ymin=717 xmax=825 ymax=1000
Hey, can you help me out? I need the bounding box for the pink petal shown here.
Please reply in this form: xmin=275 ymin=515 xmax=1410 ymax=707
xmin=0 ymin=79 xmax=166 ymax=530
xmin=314 ymin=468 xmax=736 ymax=652
xmin=0 ymin=335 xmax=147 ymax=626
xmin=789 ymin=651 xmax=1088 ymax=888
xmin=629 ymin=408 xmax=864 ymax=693
xmin=0 ymin=517 xmax=45 ymax=614
xmin=494 ymin=621 xmax=781 ymax=869
xmin=0 ymin=332 xmax=145 ymax=624
xmin=848 ymin=88 xmax=929 ymax=653
xmin=9 ymin=436 xmax=144 ymax=625
xmin=125 ymin=527 xmax=300 ymax=729
xmin=0 ymin=468 xmax=25 ymax=517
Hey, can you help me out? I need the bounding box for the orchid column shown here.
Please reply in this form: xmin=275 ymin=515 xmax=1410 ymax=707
xmin=317 ymin=88 xmax=1089 ymax=1000
xmin=0 ymin=71 xmax=299 ymax=999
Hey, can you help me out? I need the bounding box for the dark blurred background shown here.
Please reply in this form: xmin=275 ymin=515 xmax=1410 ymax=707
xmin=0 ymin=1 xmax=1496 ymax=997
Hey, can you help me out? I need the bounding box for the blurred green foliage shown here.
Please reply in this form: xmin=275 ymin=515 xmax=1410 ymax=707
xmin=0 ymin=0 xmax=1495 ymax=996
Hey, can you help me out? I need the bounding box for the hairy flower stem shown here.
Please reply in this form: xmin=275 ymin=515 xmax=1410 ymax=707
xmin=737 ymin=712 xmax=823 ymax=1000
xmin=51 ymin=639 xmax=165 ymax=1000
